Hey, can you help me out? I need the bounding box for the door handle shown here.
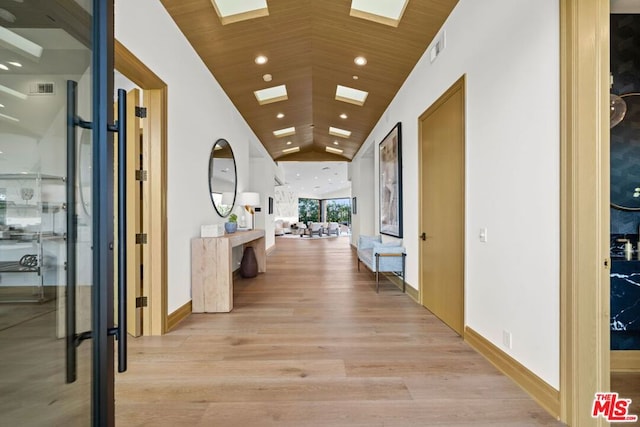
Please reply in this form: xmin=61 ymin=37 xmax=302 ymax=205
xmin=420 ymin=232 xmax=427 ymax=241
xmin=66 ymin=80 xmax=79 ymax=384
xmin=114 ymin=88 xmax=128 ymax=373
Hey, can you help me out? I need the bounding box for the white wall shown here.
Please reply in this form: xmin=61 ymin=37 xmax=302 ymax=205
xmin=349 ymin=152 xmax=376 ymax=247
xmin=352 ymin=0 xmax=560 ymax=388
xmin=115 ymin=0 xmax=262 ymax=313
xmin=249 ymin=158 xmax=277 ymax=251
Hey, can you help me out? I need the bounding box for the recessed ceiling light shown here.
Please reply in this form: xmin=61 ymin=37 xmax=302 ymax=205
xmin=340 ymin=113 xmax=348 ymax=119
xmin=0 ymin=112 xmax=19 ymax=122
xmin=314 ymin=176 xmax=318 ymax=179
xmin=329 ymin=126 xmax=351 ymax=139
xmin=350 ymin=0 xmax=409 ymax=27
xmin=8 ymin=61 xmax=21 ymax=67
xmin=254 ymin=84 xmax=287 ymax=105
xmin=0 ymin=103 xmax=4 ymax=108
xmin=263 ymin=73 xmax=272 ymax=82
xmin=296 ymin=173 xmax=300 ymax=177
xmin=255 ymin=55 xmax=268 ymax=65
xmin=354 ymin=56 xmax=367 ymax=66
xmin=282 ymin=146 xmax=300 ymax=154
xmin=326 ymin=146 xmax=344 ymax=154
xmin=353 ymin=75 xmax=359 ymax=80
xmin=276 ymin=112 xmax=285 ymax=119
xmin=0 ymin=27 xmax=43 ymax=59
xmin=0 ymin=64 xmax=8 ymax=71
xmin=335 ymin=85 xmax=368 ymax=106
xmin=286 ymin=141 xmax=292 ymax=145
xmin=212 ymin=0 xmax=269 ymax=25
xmin=333 ymin=141 xmax=339 ymax=145
xmin=273 ymin=126 xmax=296 ymax=137
xmin=0 ymin=83 xmax=27 ymax=99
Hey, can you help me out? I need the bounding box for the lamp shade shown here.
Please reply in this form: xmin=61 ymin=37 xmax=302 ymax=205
xmin=241 ymin=192 xmax=260 ymax=207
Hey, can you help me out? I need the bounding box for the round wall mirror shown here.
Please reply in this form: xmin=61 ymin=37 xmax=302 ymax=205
xmin=208 ymin=139 xmax=237 ymax=217
xmin=611 ymin=93 xmax=640 ymax=211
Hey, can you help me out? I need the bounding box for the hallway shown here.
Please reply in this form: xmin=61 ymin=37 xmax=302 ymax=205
xmin=115 ymin=237 xmax=563 ymax=426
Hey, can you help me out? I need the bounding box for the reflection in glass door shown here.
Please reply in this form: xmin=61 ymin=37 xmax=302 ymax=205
xmin=0 ymin=1 xmax=119 ymax=425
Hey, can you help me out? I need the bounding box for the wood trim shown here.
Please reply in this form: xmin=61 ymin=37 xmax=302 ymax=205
xmin=465 ymin=326 xmax=561 ymax=420
xmin=167 ymin=300 xmax=192 ymax=332
xmin=115 ymin=40 xmax=169 ymax=335
xmin=611 ymin=351 xmax=640 ymax=373
xmin=114 ymin=41 xmax=165 ymax=89
xmin=559 ymin=1 xmax=610 ymax=425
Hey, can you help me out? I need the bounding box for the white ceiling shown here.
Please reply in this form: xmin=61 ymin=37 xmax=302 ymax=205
xmin=277 ymin=161 xmax=350 ymax=199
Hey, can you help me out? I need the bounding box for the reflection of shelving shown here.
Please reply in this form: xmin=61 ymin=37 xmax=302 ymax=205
xmin=0 ymin=173 xmax=66 ymax=303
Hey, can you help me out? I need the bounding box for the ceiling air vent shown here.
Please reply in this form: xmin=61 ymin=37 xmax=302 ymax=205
xmin=29 ymin=82 xmax=55 ymax=96
xmin=429 ymin=31 xmax=446 ymax=63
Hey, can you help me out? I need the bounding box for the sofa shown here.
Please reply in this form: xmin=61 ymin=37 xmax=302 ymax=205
xmin=357 ymin=235 xmax=406 ymax=293
xmin=274 ymin=220 xmax=292 ymax=236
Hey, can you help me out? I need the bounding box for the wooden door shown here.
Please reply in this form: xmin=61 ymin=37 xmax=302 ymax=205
xmin=419 ymin=77 xmax=465 ymax=335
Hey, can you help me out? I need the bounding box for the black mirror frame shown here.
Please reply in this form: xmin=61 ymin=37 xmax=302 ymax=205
xmin=208 ymin=138 xmax=237 ymax=218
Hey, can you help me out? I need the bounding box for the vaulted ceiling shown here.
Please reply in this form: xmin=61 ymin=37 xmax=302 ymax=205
xmin=161 ymin=0 xmax=458 ymax=162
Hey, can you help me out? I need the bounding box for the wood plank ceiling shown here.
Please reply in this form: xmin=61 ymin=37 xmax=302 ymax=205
xmin=160 ymin=0 xmax=458 ymax=162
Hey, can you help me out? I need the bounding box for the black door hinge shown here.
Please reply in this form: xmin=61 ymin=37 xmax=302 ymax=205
xmin=135 ymin=106 xmax=147 ymax=118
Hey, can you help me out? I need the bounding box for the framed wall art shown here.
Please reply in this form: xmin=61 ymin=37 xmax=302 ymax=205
xmin=379 ymin=122 xmax=402 ymax=238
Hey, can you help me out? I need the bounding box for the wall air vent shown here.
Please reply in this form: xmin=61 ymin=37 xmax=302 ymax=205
xmin=29 ymin=82 xmax=55 ymax=96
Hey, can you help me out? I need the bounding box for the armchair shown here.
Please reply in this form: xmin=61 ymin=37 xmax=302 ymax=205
xmin=308 ymin=222 xmax=322 ymax=237
xmin=326 ymin=222 xmax=340 ymax=236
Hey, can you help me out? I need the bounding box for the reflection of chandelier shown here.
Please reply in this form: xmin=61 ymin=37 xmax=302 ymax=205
xmin=611 ymin=93 xmax=627 ymax=128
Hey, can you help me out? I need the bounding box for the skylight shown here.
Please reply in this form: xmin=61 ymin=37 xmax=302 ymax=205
xmin=350 ymin=0 xmax=409 ymax=27
xmin=329 ymin=127 xmax=351 ymax=139
xmin=273 ymin=127 xmax=296 ymax=137
xmin=282 ymin=146 xmax=300 ymax=154
xmin=254 ymin=85 xmax=288 ymax=105
xmin=326 ymin=146 xmax=343 ymax=154
xmin=211 ymin=0 xmax=269 ymax=25
xmin=335 ymin=85 xmax=368 ymax=106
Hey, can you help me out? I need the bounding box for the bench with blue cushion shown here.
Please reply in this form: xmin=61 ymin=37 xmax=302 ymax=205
xmin=357 ymin=235 xmax=406 ymax=293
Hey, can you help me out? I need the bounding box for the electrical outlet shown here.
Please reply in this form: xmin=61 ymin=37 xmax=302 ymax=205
xmin=479 ymin=227 xmax=488 ymax=243
xmin=502 ymin=330 xmax=512 ymax=349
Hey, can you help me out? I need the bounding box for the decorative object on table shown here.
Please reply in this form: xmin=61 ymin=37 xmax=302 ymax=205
xmin=224 ymin=213 xmax=238 ymax=233
xmin=208 ymin=138 xmax=237 ymax=218
xmin=20 ymin=187 xmax=34 ymax=203
xmin=239 ymin=246 xmax=258 ymax=278
xmin=240 ymin=192 xmax=260 ymax=230
xmin=379 ymin=122 xmax=403 ymax=238
xmin=352 ymin=197 xmax=357 ymax=214
xmin=200 ymin=224 xmax=224 ymax=238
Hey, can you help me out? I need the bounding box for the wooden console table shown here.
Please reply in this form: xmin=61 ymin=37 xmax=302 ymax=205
xmin=191 ymin=229 xmax=266 ymax=313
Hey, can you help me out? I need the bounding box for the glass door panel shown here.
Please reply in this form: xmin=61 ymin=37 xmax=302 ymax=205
xmin=0 ymin=1 xmax=94 ymax=425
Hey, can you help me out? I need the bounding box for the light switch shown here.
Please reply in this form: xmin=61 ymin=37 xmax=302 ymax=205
xmin=479 ymin=228 xmax=488 ymax=243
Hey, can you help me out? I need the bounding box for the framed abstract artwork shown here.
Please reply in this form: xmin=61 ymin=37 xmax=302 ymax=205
xmin=379 ymin=122 xmax=402 ymax=238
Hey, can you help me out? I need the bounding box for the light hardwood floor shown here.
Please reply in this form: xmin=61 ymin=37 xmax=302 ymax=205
xmin=116 ymin=236 xmax=568 ymax=426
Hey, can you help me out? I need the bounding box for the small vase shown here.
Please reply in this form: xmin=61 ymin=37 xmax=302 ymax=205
xmin=224 ymin=222 xmax=237 ymax=233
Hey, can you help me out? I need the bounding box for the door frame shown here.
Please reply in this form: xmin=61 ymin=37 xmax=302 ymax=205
xmin=418 ymin=75 xmax=465 ymax=336
xmin=560 ymin=1 xmax=610 ymax=425
xmin=114 ymin=41 xmax=168 ymax=335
